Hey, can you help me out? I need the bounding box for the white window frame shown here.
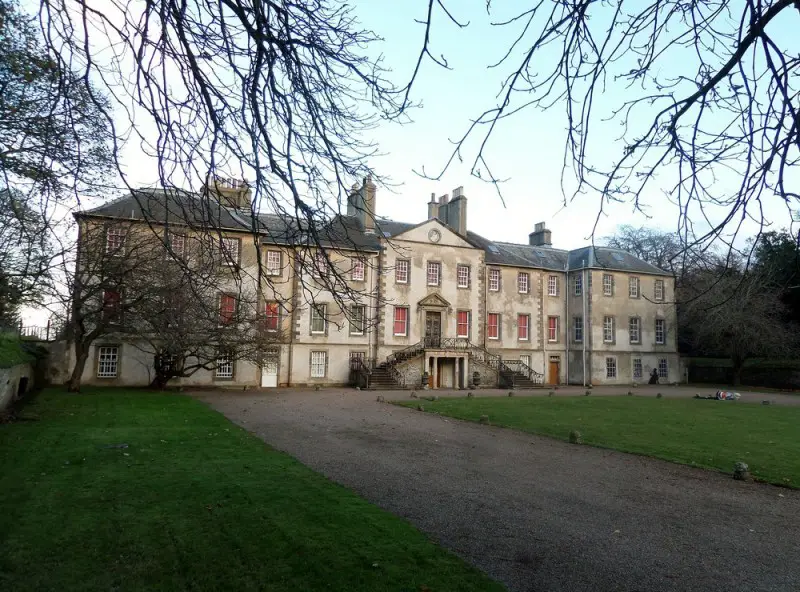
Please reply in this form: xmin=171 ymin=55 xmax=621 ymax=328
xmin=629 ymin=276 xmax=640 ymax=298
xmin=603 ymin=316 xmax=614 ymax=343
xmin=629 ymin=317 xmax=641 ymax=344
xmin=349 ymin=304 xmax=365 ymax=336
xmin=606 ymin=357 xmax=617 ymax=379
xmin=457 ymin=264 xmax=470 ymax=288
xmin=456 ymin=310 xmax=470 ymax=338
xmin=395 ymin=259 xmax=409 ymax=284
xmin=311 ymin=304 xmax=327 ymax=334
xmin=96 ymin=346 xmax=119 ymax=378
xmin=426 ymin=261 xmax=441 ymax=286
xmin=655 ymin=279 xmax=665 ymax=301
xmin=487 ymin=313 xmax=500 ymax=340
xmin=547 ymin=275 xmax=558 ymax=296
xmin=547 ymin=316 xmax=558 ymax=342
xmin=351 ymin=257 xmax=365 ymax=281
xmin=310 ymin=351 xmax=327 ymax=378
xmin=602 ymin=273 xmax=613 ymax=296
xmin=216 ymin=352 xmax=234 ymax=379
xmin=266 ymin=250 xmax=282 ymax=276
xmin=105 ymin=227 xmax=126 ymax=255
xmin=658 ymin=358 xmax=668 ymax=379
xmin=488 ymin=269 xmax=500 ymax=292
xmin=574 ymin=274 xmax=582 ymax=296
xmin=393 ymin=306 xmax=409 ymax=337
xmin=312 ymin=251 xmax=328 ymax=278
xmin=220 ymin=237 xmax=240 ymax=267
xmin=518 ymin=314 xmax=530 ymax=341
xmin=166 ymin=232 xmax=186 ymax=259
xmin=518 ymin=272 xmax=529 ymax=294
xmin=655 ymin=319 xmax=666 ymax=345
xmin=633 ymin=358 xmax=643 ymax=380
xmin=574 ymin=316 xmax=583 ymax=343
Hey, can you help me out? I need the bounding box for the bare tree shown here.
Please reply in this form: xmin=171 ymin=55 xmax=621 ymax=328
xmin=37 ymin=0 xmax=414 ymax=323
xmin=417 ymin=1 xmax=800 ymax=254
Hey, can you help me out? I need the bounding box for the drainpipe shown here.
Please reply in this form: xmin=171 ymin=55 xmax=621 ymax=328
xmin=373 ymin=248 xmax=383 ymax=363
xmin=564 ymin=265 xmax=569 ymax=384
xmin=582 ymin=260 xmax=587 ymax=387
xmin=287 ymin=250 xmax=299 ymax=386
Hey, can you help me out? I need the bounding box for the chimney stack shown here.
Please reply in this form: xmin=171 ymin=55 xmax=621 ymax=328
xmin=206 ymin=176 xmax=252 ymax=209
xmin=347 ymin=176 xmax=377 ymax=232
xmin=426 ymin=186 xmax=467 ymax=236
xmin=529 ymin=221 xmax=552 ymax=247
xmin=427 ymin=193 xmax=438 ymax=220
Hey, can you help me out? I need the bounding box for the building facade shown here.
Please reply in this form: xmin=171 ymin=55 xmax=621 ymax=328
xmin=69 ymin=179 xmax=679 ymax=389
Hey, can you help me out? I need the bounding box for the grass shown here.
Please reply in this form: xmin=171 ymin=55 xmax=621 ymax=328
xmin=396 ymin=395 xmax=800 ymax=488
xmin=0 ymin=389 xmax=503 ymax=592
xmin=0 ymin=336 xmax=38 ymax=368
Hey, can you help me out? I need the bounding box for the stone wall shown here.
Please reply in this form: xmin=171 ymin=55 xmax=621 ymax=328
xmin=0 ymin=363 xmax=33 ymax=412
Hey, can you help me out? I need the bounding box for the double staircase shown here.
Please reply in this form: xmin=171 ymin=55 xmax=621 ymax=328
xmin=351 ymin=340 xmax=544 ymax=390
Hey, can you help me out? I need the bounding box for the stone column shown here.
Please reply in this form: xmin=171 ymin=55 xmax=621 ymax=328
xmin=462 ymin=356 xmax=469 ymax=388
xmin=454 ymin=357 xmax=460 ymax=389
xmin=432 ymin=356 xmax=438 ymax=389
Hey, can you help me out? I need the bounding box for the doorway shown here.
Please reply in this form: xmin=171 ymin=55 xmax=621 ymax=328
xmin=261 ymin=350 xmax=279 ymax=388
xmin=425 ymin=311 xmax=441 ymax=348
xmin=548 ymin=356 xmax=560 ymax=385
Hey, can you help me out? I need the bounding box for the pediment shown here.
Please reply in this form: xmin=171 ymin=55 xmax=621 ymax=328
xmin=418 ymin=292 xmax=451 ymax=308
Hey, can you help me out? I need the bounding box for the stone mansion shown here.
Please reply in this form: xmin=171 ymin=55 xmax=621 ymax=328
xmin=71 ymin=178 xmax=679 ymax=389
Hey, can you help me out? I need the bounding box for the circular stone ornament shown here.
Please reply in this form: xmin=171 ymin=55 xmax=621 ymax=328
xmin=428 ymin=228 xmax=441 ymax=243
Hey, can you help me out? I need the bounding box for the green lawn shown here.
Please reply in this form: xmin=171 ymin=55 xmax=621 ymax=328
xmin=397 ymin=395 xmax=800 ymax=487
xmin=0 ymin=390 xmax=503 ymax=592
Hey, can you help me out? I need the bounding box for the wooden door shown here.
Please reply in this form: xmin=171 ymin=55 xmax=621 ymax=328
xmin=425 ymin=312 xmax=441 ymax=347
xmin=548 ymin=360 xmax=560 ymax=385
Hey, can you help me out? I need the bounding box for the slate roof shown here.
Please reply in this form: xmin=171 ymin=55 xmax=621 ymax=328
xmin=80 ymin=191 xmax=670 ymax=274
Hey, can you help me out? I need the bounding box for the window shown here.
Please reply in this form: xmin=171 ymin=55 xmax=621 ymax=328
xmin=167 ymin=232 xmax=186 ymax=259
xmin=395 ymin=259 xmax=409 ymax=284
xmin=658 ymin=358 xmax=668 ymax=379
xmin=547 ymin=275 xmax=558 ymax=296
xmin=606 ymin=357 xmax=617 ymax=379
xmin=603 ymin=316 xmax=614 ymax=343
xmin=655 ymin=319 xmax=666 ymax=344
xmin=548 ymin=316 xmax=558 ymax=342
xmin=518 ymin=272 xmax=529 ymax=294
xmin=349 ymin=305 xmax=365 ymax=335
xmin=312 ymin=251 xmax=328 ymax=277
xmin=393 ymin=306 xmax=409 ymax=336
xmin=574 ymin=316 xmax=583 ymax=342
xmin=629 ymin=276 xmax=640 ymax=298
xmin=220 ymin=237 xmax=240 ymax=266
xmin=574 ymin=274 xmax=582 ymax=296
xmin=633 ymin=358 xmax=643 ymax=380
xmin=311 ymin=304 xmax=327 ymax=334
xmin=264 ymin=301 xmax=280 ymax=332
xmin=102 ymin=290 xmax=122 ymax=322
xmin=215 ymin=352 xmax=234 ymax=379
xmin=518 ymin=314 xmax=530 ymax=341
xmin=602 ymin=273 xmax=614 ymax=296
xmin=456 ymin=310 xmax=470 ymax=338
xmin=520 ymin=354 xmax=531 ymax=368
xmin=629 ymin=317 xmax=641 ymax=344
xmin=426 ymin=261 xmax=441 ymax=286
xmin=96 ymin=346 xmax=119 ymax=378
xmin=488 ymin=269 xmax=500 ymax=291
xmin=457 ymin=264 xmax=470 ymax=288
xmin=105 ymin=227 xmax=126 ymax=255
xmin=310 ymin=351 xmax=327 ymax=378
xmin=351 ymin=257 xmax=365 ymax=281
xmin=266 ymin=250 xmax=282 ymax=276
xmin=487 ymin=313 xmax=500 ymax=340
xmin=655 ymin=279 xmax=665 ymax=301
xmin=219 ymin=294 xmax=237 ymax=325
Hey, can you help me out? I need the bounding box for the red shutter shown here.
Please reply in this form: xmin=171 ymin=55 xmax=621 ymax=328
xmin=394 ymin=307 xmax=407 ymax=335
xmin=220 ymin=295 xmax=236 ymax=324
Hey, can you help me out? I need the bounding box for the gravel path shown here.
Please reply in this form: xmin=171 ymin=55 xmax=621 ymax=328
xmin=195 ymin=388 xmax=800 ymax=592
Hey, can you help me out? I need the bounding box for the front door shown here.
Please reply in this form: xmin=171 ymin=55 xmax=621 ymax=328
xmin=425 ymin=311 xmax=441 ymax=347
xmin=261 ymin=350 xmax=279 ymax=388
xmin=548 ymin=356 xmax=560 ymax=385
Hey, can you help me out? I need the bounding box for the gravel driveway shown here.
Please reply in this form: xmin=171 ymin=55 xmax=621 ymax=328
xmin=196 ymin=389 xmax=800 ymax=592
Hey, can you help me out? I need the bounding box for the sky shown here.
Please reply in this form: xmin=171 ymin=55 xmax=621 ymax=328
xmin=96 ymin=0 xmax=798 ymax=251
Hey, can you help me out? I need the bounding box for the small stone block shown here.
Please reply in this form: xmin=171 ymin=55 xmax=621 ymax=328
xmin=314 ymin=385 xmax=321 ymax=391
xmin=467 ymin=392 xmax=473 ymax=398
xmin=432 ymin=395 xmax=439 ymax=401
xmin=410 ymin=392 xmax=418 ymax=399
xmin=479 ymin=415 xmax=490 ymax=424
xmin=569 ymin=430 xmax=582 ymax=444
xmin=762 ymin=400 xmax=771 ymax=406
xmin=508 ymin=391 xmax=514 ymax=397
xmin=733 ymin=461 xmax=750 ymax=481
xmin=376 ymin=396 xmax=385 ymax=403
xmin=417 ymin=404 xmax=425 ymax=412
xmin=548 ymin=391 xmax=554 ymax=397
xmin=584 ymin=390 xmax=591 ymax=396
xmin=656 ymin=393 xmax=663 ymax=399
xmin=627 ymin=391 xmax=633 ymax=396
xmin=355 ymin=386 xmax=361 ymax=391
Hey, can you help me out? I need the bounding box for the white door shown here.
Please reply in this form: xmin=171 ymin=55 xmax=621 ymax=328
xmin=520 ymin=354 xmax=531 ymax=368
xmin=261 ymin=352 xmax=278 ymax=388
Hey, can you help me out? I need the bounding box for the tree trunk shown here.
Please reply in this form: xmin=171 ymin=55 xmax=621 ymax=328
xmin=731 ymin=358 xmax=745 ymax=386
xmin=149 ymin=373 xmax=171 ymax=390
xmin=68 ymin=341 xmax=89 ymax=392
